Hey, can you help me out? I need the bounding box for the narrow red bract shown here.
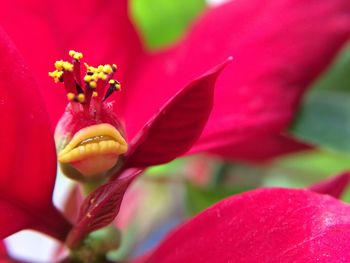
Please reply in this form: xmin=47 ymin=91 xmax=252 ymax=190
xmin=309 ymin=172 xmax=350 ymax=199
xmin=144 ymin=188 xmax=350 ymax=262
xmin=124 ymin=58 xmax=231 ymax=168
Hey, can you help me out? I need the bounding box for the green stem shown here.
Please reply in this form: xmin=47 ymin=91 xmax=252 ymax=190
xmin=70 ymin=225 xmax=121 ymax=263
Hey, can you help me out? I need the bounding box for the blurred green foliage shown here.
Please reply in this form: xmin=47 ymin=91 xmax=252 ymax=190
xmin=292 ymin=44 xmax=350 ymax=154
xmin=275 ymin=150 xmax=350 ymax=178
xmin=131 ymin=0 xmax=206 ymax=49
xmin=186 ymin=183 xmax=250 ymax=215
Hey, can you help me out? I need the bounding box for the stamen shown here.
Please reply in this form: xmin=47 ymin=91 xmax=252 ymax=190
xmin=49 ymin=51 xmax=121 ymax=117
xmin=69 ymin=50 xmax=83 ymax=61
xmin=89 ymin=81 xmax=97 ymax=89
xmin=103 ymin=80 xmax=121 ymax=102
xmin=67 ymin=93 xmax=75 ymax=101
xmin=77 ymin=93 xmax=85 ymax=103
xmin=48 ymin=70 xmax=63 ymax=83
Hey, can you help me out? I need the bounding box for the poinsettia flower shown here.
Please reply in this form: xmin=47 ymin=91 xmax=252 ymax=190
xmin=142 ymin=188 xmax=350 ymax=262
xmin=2 ymin=0 xmax=350 ymax=259
xmin=0 ymin=28 xmax=71 ymax=241
xmin=44 ymin=48 xmax=229 ymax=247
xmin=0 ymin=18 xmax=229 ymax=249
xmin=1 ymin=0 xmax=350 ymax=161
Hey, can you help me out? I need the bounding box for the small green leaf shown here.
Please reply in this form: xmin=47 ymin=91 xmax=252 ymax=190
xmin=131 ymin=0 xmax=206 ymax=49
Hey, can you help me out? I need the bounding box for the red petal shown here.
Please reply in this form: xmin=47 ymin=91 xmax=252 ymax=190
xmin=0 ymin=241 xmax=12 ymax=262
xmin=309 ymin=172 xmax=350 ymax=199
xmin=0 ymin=28 xmax=70 ymax=240
xmin=0 ymin=241 xmax=7 ymax=255
xmin=122 ymin=0 xmax=350 ymax=159
xmin=0 ymin=0 xmax=143 ymax=126
xmin=144 ymin=188 xmax=350 ymax=262
xmin=66 ymin=168 xmax=143 ymax=248
xmin=123 ymin=59 xmax=230 ymax=168
xmin=62 ymin=185 xmax=84 ymax=224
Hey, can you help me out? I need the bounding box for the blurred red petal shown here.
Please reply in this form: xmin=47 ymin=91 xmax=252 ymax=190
xmin=122 ymin=0 xmax=350 ymax=159
xmin=0 ymin=28 xmax=70 ymax=240
xmin=124 ymin=59 xmax=230 ymax=168
xmin=309 ymin=172 xmax=350 ymax=199
xmin=0 ymin=0 xmax=143 ymax=126
xmin=0 ymin=241 xmax=14 ymax=263
xmin=144 ymin=188 xmax=350 ymax=262
xmin=0 ymin=241 xmax=7 ymax=256
xmin=62 ymin=185 xmax=84 ymax=224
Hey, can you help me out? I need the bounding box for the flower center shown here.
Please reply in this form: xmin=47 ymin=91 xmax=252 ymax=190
xmin=50 ymin=51 xmax=128 ymax=180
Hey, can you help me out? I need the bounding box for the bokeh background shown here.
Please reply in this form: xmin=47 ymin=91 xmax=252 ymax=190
xmin=5 ymin=0 xmax=350 ymax=261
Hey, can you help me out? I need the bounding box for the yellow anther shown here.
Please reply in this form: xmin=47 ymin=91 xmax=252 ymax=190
xmin=97 ymin=65 xmax=104 ymax=73
xmin=77 ymin=93 xmax=85 ymax=103
xmin=55 ymin=60 xmax=64 ymax=71
xmin=55 ymin=60 xmax=73 ymax=72
xmin=92 ymin=91 xmax=98 ymax=97
xmin=90 ymin=73 xmax=98 ymax=82
xmin=103 ymin=65 xmax=113 ymax=74
xmin=115 ymin=83 xmax=121 ymax=90
xmin=84 ymin=75 xmax=92 ymax=82
xmin=108 ymin=80 xmax=116 ymax=85
xmin=67 ymin=93 xmax=75 ymax=101
xmin=62 ymin=62 xmax=73 ymax=72
xmin=74 ymin=53 xmax=83 ymax=60
xmin=69 ymin=50 xmax=83 ymax=60
xmin=48 ymin=70 xmax=62 ymax=78
xmin=98 ymin=72 xmax=107 ymax=80
xmin=89 ymin=81 xmax=97 ymax=89
xmin=84 ymin=63 xmax=96 ymax=73
xmin=48 ymin=70 xmax=63 ymax=83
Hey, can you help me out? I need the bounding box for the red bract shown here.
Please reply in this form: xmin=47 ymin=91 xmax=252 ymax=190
xmin=309 ymin=172 xmax=350 ymax=199
xmin=0 ymin=29 xmax=71 ymax=240
xmin=1 ymin=0 xmax=350 ymax=160
xmin=0 ymin=241 xmax=8 ymax=259
xmin=144 ymin=188 xmax=350 ymax=262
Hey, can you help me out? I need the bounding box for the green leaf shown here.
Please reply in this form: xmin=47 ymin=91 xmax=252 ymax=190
xmin=291 ymin=44 xmax=350 ymax=153
xmin=131 ymin=0 xmax=206 ymax=50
